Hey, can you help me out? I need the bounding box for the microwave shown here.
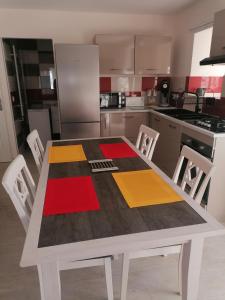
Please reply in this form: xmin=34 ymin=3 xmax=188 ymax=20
xmin=100 ymin=92 xmax=126 ymax=109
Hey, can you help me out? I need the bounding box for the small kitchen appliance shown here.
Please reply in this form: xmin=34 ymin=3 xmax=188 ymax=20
xmin=100 ymin=92 xmax=126 ymax=109
xmin=158 ymin=79 xmax=170 ymax=107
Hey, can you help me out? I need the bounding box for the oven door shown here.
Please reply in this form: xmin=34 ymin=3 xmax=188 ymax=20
xmin=108 ymin=93 xmax=119 ymax=108
xmin=180 ymin=134 xmax=213 ymax=206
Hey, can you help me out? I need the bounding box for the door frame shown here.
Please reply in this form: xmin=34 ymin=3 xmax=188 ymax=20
xmin=0 ymin=38 xmax=18 ymax=161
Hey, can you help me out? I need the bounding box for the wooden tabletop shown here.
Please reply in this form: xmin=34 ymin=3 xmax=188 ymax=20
xmin=21 ymin=137 xmax=224 ymax=267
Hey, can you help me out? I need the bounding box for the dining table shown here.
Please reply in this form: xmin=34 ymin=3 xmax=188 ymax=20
xmin=20 ymin=136 xmax=225 ymax=300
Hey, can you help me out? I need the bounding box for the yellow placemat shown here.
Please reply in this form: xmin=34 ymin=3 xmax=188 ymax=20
xmin=112 ymin=169 xmax=182 ymax=208
xmin=48 ymin=145 xmax=87 ymax=163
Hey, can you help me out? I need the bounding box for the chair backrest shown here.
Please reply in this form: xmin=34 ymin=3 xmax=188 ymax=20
xmin=136 ymin=124 xmax=160 ymax=160
xmin=2 ymin=155 xmax=36 ymax=232
xmin=27 ymin=129 xmax=44 ymax=173
xmin=172 ymin=145 xmax=213 ymax=204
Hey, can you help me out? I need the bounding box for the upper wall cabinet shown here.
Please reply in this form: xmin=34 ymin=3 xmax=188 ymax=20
xmin=210 ymin=9 xmax=225 ymax=57
xmin=135 ymin=35 xmax=172 ymax=75
xmin=95 ymin=35 xmax=135 ymax=75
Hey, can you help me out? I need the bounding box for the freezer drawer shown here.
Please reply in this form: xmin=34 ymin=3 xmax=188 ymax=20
xmin=61 ymin=122 xmax=100 ymax=139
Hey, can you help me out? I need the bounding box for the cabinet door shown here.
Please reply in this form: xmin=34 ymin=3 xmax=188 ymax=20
xmin=210 ymin=9 xmax=225 ymax=57
xmin=124 ymin=112 xmax=149 ymax=143
xmin=151 ymin=114 xmax=165 ymax=166
xmin=135 ymin=36 xmax=172 ymax=75
xmin=151 ymin=113 xmax=181 ymax=178
xmin=109 ymin=113 xmax=126 ymax=136
xmin=100 ymin=113 xmax=110 ymax=137
xmin=95 ymin=35 xmax=134 ymax=75
xmin=108 ymin=112 xmax=149 ymax=143
xmin=162 ymin=119 xmax=181 ymax=177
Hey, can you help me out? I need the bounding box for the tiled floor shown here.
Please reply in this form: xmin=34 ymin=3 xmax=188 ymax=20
xmin=1 ymin=152 xmax=225 ymax=300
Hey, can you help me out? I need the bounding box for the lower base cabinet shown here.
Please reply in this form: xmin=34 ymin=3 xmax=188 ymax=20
xmin=100 ymin=112 xmax=149 ymax=144
xmin=150 ymin=113 xmax=181 ymax=178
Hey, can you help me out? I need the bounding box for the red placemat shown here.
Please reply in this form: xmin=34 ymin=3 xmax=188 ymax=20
xmin=99 ymin=142 xmax=138 ymax=159
xmin=43 ymin=176 xmax=100 ymax=216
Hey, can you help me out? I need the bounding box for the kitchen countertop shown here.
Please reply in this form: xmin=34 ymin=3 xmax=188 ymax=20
xmin=100 ymin=106 xmax=175 ymax=113
xmin=151 ymin=110 xmax=225 ymax=138
xmin=100 ymin=106 xmax=225 ymax=138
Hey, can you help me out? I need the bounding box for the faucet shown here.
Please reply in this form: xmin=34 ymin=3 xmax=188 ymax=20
xmin=181 ymin=91 xmax=201 ymax=113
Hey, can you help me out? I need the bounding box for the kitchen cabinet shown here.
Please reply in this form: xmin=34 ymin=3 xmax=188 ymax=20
xmin=95 ymin=35 xmax=135 ymax=75
xmin=100 ymin=113 xmax=110 ymax=137
xmin=135 ymin=35 xmax=172 ymax=75
xmin=150 ymin=112 xmax=181 ymax=177
xmin=100 ymin=112 xmax=149 ymax=143
xmin=28 ymin=109 xmax=51 ymax=147
xmin=210 ymin=9 xmax=225 ymax=57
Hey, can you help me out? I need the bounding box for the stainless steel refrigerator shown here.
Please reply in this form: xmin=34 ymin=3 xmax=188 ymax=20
xmin=55 ymin=44 xmax=100 ymax=139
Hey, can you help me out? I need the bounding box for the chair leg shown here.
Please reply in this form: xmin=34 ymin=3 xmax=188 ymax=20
xmin=120 ymin=253 xmax=130 ymax=300
xmin=104 ymin=257 xmax=114 ymax=300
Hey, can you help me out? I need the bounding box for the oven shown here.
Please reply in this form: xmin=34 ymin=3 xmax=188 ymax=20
xmin=181 ymin=134 xmax=213 ymax=159
xmin=180 ymin=131 xmax=214 ymax=206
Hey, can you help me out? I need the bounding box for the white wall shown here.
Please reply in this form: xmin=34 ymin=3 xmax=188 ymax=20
xmin=0 ymin=9 xmax=175 ymax=43
xmin=172 ymin=0 xmax=225 ymax=90
xmin=191 ymin=26 xmax=225 ymax=77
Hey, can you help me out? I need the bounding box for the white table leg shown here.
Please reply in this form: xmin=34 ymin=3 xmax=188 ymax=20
xmin=37 ymin=262 xmax=61 ymax=300
xmin=104 ymin=257 xmax=114 ymax=300
xmin=181 ymin=238 xmax=204 ymax=300
xmin=120 ymin=253 xmax=130 ymax=300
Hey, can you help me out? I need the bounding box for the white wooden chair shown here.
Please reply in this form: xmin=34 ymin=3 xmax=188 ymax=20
xmin=27 ymin=129 xmax=44 ymax=173
xmin=2 ymin=155 xmax=114 ymax=300
xmin=2 ymin=154 xmax=36 ymax=232
xmin=173 ymin=145 xmax=213 ymax=205
xmin=120 ymin=145 xmax=214 ymax=300
xmin=136 ymin=124 xmax=160 ymax=160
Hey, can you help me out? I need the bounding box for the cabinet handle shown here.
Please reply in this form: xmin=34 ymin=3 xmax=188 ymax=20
xmin=154 ymin=117 xmax=160 ymax=122
xmin=123 ymin=115 xmax=135 ymax=119
xmin=169 ymin=124 xmax=177 ymax=129
xmin=110 ymin=68 xmax=122 ymax=71
xmin=145 ymin=68 xmax=157 ymax=71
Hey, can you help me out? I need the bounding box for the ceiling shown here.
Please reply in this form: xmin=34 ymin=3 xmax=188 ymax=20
xmin=0 ymin=0 xmax=199 ymax=15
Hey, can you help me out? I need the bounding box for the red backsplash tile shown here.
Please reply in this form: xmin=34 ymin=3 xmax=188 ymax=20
xmin=125 ymin=91 xmax=142 ymax=97
xmin=100 ymin=77 xmax=111 ymax=93
xmin=186 ymin=76 xmax=223 ymax=93
xmin=142 ymin=77 xmax=155 ymax=91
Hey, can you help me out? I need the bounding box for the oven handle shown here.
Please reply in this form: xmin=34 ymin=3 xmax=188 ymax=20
xmin=180 ymin=142 xmax=213 ymax=160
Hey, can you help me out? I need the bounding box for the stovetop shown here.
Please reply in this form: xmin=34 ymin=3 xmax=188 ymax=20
xmin=186 ymin=117 xmax=225 ymax=133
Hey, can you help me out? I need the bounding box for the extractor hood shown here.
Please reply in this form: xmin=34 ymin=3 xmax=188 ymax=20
xmin=200 ymin=9 xmax=225 ymax=66
xmin=200 ymin=54 xmax=225 ymax=66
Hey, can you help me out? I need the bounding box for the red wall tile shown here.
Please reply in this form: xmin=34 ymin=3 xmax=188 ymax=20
xmin=100 ymin=77 xmax=111 ymax=93
xmin=186 ymin=76 xmax=223 ymax=93
xmin=203 ymin=98 xmax=225 ymax=117
xmin=125 ymin=91 xmax=142 ymax=97
xmin=142 ymin=77 xmax=155 ymax=91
